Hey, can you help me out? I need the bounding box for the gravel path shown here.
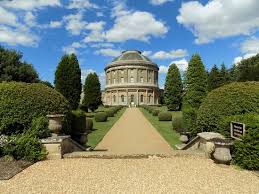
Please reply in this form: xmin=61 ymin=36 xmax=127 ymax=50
xmin=0 ymin=156 xmax=258 ymax=194
xmin=95 ymin=108 xmax=172 ymax=154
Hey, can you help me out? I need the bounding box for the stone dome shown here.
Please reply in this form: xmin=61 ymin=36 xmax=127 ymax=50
xmin=106 ymin=50 xmax=158 ymax=70
xmin=112 ymin=50 xmax=152 ymax=62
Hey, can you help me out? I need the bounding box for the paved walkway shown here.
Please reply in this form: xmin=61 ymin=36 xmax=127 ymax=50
xmin=1 ymin=157 xmax=258 ymax=194
xmin=95 ymin=108 xmax=172 ymax=154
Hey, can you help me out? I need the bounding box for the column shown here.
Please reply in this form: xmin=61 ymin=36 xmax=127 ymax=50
xmin=146 ymin=90 xmax=148 ymax=104
xmin=126 ymin=89 xmax=128 ymax=106
xmin=137 ymin=89 xmax=139 ymax=106
xmin=146 ymin=69 xmax=148 ymax=83
xmin=152 ymin=90 xmax=155 ymax=105
xmin=117 ymin=90 xmax=119 ymax=105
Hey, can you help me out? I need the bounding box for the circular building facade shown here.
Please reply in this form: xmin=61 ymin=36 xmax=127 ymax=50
xmin=103 ymin=50 xmax=160 ymax=106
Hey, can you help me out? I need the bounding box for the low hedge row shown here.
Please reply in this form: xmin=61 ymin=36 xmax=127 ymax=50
xmin=158 ymin=112 xmax=172 ymax=121
xmin=94 ymin=106 xmax=123 ymax=122
xmin=141 ymin=105 xmax=172 ymax=121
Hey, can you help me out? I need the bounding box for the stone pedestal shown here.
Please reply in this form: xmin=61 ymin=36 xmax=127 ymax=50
xmin=41 ymin=135 xmax=86 ymax=160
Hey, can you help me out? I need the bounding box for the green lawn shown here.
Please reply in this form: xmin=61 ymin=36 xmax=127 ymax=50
xmin=87 ymin=108 xmax=126 ymax=148
xmin=139 ymin=107 xmax=181 ymax=149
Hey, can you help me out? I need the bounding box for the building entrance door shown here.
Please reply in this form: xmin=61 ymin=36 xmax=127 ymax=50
xmin=130 ymin=94 xmax=135 ymax=106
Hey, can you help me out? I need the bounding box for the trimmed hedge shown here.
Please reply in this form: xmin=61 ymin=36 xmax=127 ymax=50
xmin=158 ymin=112 xmax=172 ymax=121
xmin=106 ymin=109 xmax=115 ymax=117
xmin=196 ymin=82 xmax=259 ymax=136
xmin=0 ymin=82 xmax=70 ymax=135
xmin=95 ymin=112 xmax=108 ymax=122
xmin=152 ymin=109 xmax=160 ymax=116
xmin=71 ymin=110 xmax=87 ymax=133
xmin=172 ymin=115 xmax=184 ymax=133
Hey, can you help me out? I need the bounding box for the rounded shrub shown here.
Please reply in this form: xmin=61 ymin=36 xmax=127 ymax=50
xmin=0 ymin=82 xmax=70 ymax=135
xmin=172 ymin=115 xmax=184 ymax=133
xmin=94 ymin=112 xmax=108 ymax=122
xmin=29 ymin=116 xmax=51 ymax=139
xmin=152 ymin=109 xmax=160 ymax=116
xmin=86 ymin=118 xmax=93 ymax=131
xmin=71 ymin=110 xmax=86 ymax=133
xmin=196 ymin=82 xmax=259 ymax=136
xmin=158 ymin=112 xmax=172 ymax=121
xmin=106 ymin=109 xmax=115 ymax=117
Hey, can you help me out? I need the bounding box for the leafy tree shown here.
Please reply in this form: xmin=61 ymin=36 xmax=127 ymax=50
xmin=0 ymin=46 xmax=39 ymax=83
xmin=237 ymin=54 xmax=259 ymax=81
xmin=164 ymin=64 xmax=183 ymax=111
xmin=229 ymin=64 xmax=238 ymax=82
xmin=219 ymin=63 xmax=230 ymax=85
xmin=207 ymin=65 xmax=221 ymax=91
xmin=82 ymin=73 xmax=102 ymax=112
xmin=183 ymin=54 xmax=207 ymax=135
xmin=54 ymin=54 xmax=82 ymax=110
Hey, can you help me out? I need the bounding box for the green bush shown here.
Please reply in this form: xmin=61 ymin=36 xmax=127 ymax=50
xmin=29 ymin=116 xmax=51 ymax=139
xmin=71 ymin=110 xmax=86 ymax=134
xmin=86 ymin=118 xmax=93 ymax=131
xmin=158 ymin=112 xmax=172 ymax=121
xmin=172 ymin=115 xmax=184 ymax=133
xmin=196 ymin=82 xmax=259 ymax=136
xmin=4 ymin=133 xmax=46 ymax=162
xmin=0 ymin=82 xmax=70 ymax=135
xmin=152 ymin=109 xmax=160 ymax=116
xmin=106 ymin=109 xmax=115 ymax=117
xmin=222 ymin=113 xmax=259 ymax=170
xmin=95 ymin=112 xmax=108 ymax=122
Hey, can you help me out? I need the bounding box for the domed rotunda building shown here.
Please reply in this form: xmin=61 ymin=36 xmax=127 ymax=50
xmin=103 ymin=50 xmax=160 ymax=106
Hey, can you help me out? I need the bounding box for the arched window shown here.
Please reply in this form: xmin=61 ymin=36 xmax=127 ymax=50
xmin=140 ymin=95 xmax=144 ymax=103
xmin=121 ymin=95 xmax=124 ymax=102
xmin=121 ymin=77 xmax=124 ymax=83
xmin=140 ymin=77 xmax=144 ymax=83
xmin=113 ymin=78 xmax=116 ymax=84
xmin=130 ymin=77 xmax=134 ymax=83
xmin=113 ymin=95 xmax=116 ymax=103
xmin=149 ymin=77 xmax=151 ymax=83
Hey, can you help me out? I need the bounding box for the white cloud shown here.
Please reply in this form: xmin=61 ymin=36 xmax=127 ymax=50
xmin=95 ymin=48 xmax=121 ymax=57
xmin=142 ymin=51 xmax=152 ymax=57
xmin=233 ymin=53 xmax=257 ymax=64
xmin=151 ymin=49 xmax=188 ymax=60
xmin=63 ymin=12 xmax=86 ymax=35
xmin=24 ymin=12 xmax=37 ymax=27
xmin=68 ymin=0 xmax=98 ymax=9
xmin=49 ymin=21 xmax=62 ymax=28
xmin=0 ymin=26 xmax=38 ymax=46
xmin=177 ymin=0 xmax=259 ymax=44
xmin=159 ymin=58 xmax=189 ymax=74
xmin=240 ymin=37 xmax=259 ymax=54
xmin=83 ymin=21 xmax=106 ymax=43
xmin=0 ymin=0 xmax=61 ymax=10
xmin=62 ymin=41 xmax=85 ymax=54
xmin=81 ymin=68 xmax=96 ymax=82
xmin=106 ymin=11 xmax=168 ymax=42
xmin=0 ymin=7 xmax=17 ymax=26
xmin=150 ymin=0 xmax=174 ymax=6
xmin=90 ymin=43 xmax=114 ymax=48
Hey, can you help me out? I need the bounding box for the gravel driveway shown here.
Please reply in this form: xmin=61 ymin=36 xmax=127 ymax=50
xmin=0 ymin=156 xmax=258 ymax=194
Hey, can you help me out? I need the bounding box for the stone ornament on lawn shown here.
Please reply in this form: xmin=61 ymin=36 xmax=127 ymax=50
xmin=205 ymin=142 xmax=215 ymax=158
xmin=47 ymin=114 xmax=64 ymax=135
xmin=179 ymin=134 xmax=188 ymax=144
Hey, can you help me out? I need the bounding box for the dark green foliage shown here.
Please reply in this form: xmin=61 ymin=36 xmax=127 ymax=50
xmin=95 ymin=112 xmax=108 ymax=122
xmin=164 ymin=64 xmax=183 ymax=111
xmin=183 ymin=54 xmax=207 ymax=134
xmin=229 ymin=65 xmax=238 ymax=82
xmin=0 ymin=82 xmax=70 ymax=135
xmin=79 ymin=104 xmax=88 ymax=112
xmin=219 ymin=64 xmax=230 ymax=85
xmin=233 ymin=115 xmax=259 ymax=170
xmin=158 ymin=89 xmax=165 ymax=105
xmin=196 ymin=82 xmax=259 ymax=136
xmin=82 ymin=73 xmax=102 ymax=112
xmin=0 ymin=46 xmax=39 ymax=83
xmin=207 ymin=65 xmax=221 ymax=91
xmin=40 ymin=81 xmax=54 ymax=88
xmin=152 ymin=109 xmax=160 ymax=116
xmin=172 ymin=115 xmax=184 ymax=133
xmin=71 ymin=110 xmax=87 ymax=133
xmin=29 ymin=117 xmax=50 ymax=139
xmin=158 ymin=112 xmax=172 ymax=121
xmin=86 ymin=118 xmax=93 ymax=131
xmin=54 ymin=54 xmax=82 ymax=110
xmin=4 ymin=133 xmax=46 ymax=162
xmin=106 ymin=109 xmax=115 ymax=117
xmin=236 ymin=54 xmax=259 ymax=81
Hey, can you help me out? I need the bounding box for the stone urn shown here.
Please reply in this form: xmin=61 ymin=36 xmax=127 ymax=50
xmin=179 ymin=131 xmax=189 ymax=144
xmin=212 ymin=138 xmax=233 ymax=164
xmin=47 ymin=114 xmax=64 ymax=135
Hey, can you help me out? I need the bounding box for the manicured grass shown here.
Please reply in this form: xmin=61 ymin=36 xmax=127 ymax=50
xmin=87 ymin=108 xmax=126 ymax=148
xmin=139 ymin=107 xmax=181 ymax=149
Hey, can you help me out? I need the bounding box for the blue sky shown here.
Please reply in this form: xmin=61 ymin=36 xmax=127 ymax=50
xmin=1 ymin=0 xmax=259 ymax=88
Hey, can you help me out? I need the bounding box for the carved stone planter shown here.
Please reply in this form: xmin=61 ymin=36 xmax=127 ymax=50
xmin=179 ymin=135 xmax=188 ymax=144
xmin=47 ymin=114 xmax=64 ymax=135
xmin=212 ymin=138 xmax=233 ymax=164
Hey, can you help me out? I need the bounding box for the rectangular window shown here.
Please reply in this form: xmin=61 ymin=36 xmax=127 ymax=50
xmin=130 ymin=77 xmax=134 ymax=83
xmin=113 ymin=78 xmax=116 ymax=84
xmin=140 ymin=77 xmax=144 ymax=83
xmin=121 ymin=77 xmax=124 ymax=83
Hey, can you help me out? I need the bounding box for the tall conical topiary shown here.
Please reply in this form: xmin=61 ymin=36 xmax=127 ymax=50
xmin=207 ymin=65 xmax=221 ymax=91
xmin=183 ymin=54 xmax=207 ymax=135
xmin=82 ymin=72 xmax=102 ymax=112
xmin=164 ymin=64 xmax=183 ymax=111
xmin=54 ymin=54 xmax=82 ymax=110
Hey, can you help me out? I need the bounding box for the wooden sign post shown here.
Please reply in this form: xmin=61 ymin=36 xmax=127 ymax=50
xmin=230 ymin=122 xmax=246 ymax=140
